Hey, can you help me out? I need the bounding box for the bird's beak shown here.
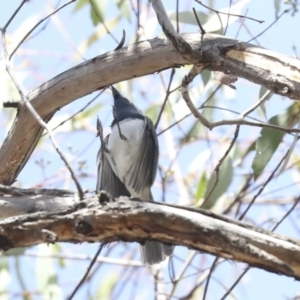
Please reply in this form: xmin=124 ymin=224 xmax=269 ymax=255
xmin=111 ymin=86 xmax=120 ymax=99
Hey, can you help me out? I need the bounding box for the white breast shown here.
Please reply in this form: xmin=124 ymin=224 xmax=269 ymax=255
xmin=106 ymin=118 xmax=145 ymax=187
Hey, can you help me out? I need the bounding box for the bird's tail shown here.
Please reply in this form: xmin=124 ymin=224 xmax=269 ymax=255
xmin=140 ymin=242 xmax=174 ymax=265
xmin=139 ymin=192 xmax=174 ymax=265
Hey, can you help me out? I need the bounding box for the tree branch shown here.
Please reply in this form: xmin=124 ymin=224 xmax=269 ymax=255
xmin=0 ymin=188 xmax=299 ymax=280
xmin=1 ymin=33 xmax=300 ymax=184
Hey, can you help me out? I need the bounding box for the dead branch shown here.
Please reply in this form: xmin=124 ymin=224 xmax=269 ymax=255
xmin=0 ymin=188 xmax=299 ymax=280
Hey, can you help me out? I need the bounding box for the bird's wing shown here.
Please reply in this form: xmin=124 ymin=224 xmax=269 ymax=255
xmin=96 ymin=135 xmax=131 ymax=198
xmin=128 ymin=117 xmax=159 ymax=194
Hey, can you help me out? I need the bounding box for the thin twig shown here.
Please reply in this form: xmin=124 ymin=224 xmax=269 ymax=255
xmin=155 ymin=68 xmax=176 ymax=129
xmin=219 ymin=266 xmax=250 ymax=300
xmin=5 ymin=251 xmax=142 ymax=266
xmin=195 ymin=0 xmax=264 ymax=23
xmin=68 ymin=244 xmax=105 ymax=300
xmin=167 ymin=251 xmax=197 ymax=299
xmin=272 ymin=195 xmax=300 ymax=231
xmin=224 ymin=0 xmax=232 ymax=35
xmin=1 ymin=3 xmax=84 ymax=200
xmin=43 ymin=91 xmax=104 ymax=136
xmin=9 ymin=0 xmax=76 ymax=60
xmin=88 ymin=0 xmax=118 ymax=43
xmin=202 ymin=257 xmax=220 ymax=300
xmin=180 ymin=259 xmax=225 ymax=300
xmin=176 ymin=0 xmax=179 ymax=33
xmin=2 ymin=1 xmax=27 ymax=30
xmin=202 ymin=125 xmax=240 ymax=208
xmin=239 ymin=90 xmax=271 ymax=118
xmin=181 ymin=75 xmax=300 ymax=134
xmin=248 ymin=9 xmax=287 ymax=43
xmin=239 ymin=150 xmax=289 ymax=220
xmin=192 ymin=7 xmax=205 ymax=34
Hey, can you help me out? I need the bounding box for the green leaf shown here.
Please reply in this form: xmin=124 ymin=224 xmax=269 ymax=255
xmin=201 ymin=70 xmax=212 ymax=87
xmin=95 ymin=272 xmax=118 ymax=300
xmin=77 ymin=17 xmax=120 ymax=54
xmin=274 ymin=0 xmax=281 ymax=17
xmin=145 ymin=105 xmax=159 ymax=123
xmin=5 ymin=247 xmax=26 ymax=256
xmin=169 ymin=11 xmax=208 ymax=26
xmin=179 ymin=120 xmax=202 ymax=144
xmin=0 ymin=257 xmax=10 ymax=299
xmin=114 ymin=0 xmax=131 ymax=21
xmin=278 ymin=118 xmax=300 ymax=177
xmin=195 ymin=172 xmax=207 ymax=204
xmin=258 ymin=86 xmax=273 ymax=120
xmin=90 ymin=0 xmax=108 ymax=25
xmin=202 ymin=156 xmax=233 ymax=209
xmin=74 ymin=0 xmax=88 ymax=11
xmin=252 ymin=112 xmax=289 ymax=180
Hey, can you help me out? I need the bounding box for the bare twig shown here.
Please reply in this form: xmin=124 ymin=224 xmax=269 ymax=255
xmin=43 ymin=90 xmax=104 ymax=136
xmin=239 ymin=90 xmax=271 ymax=118
xmin=114 ymin=29 xmax=126 ymax=50
xmin=202 ymin=257 xmax=220 ymax=300
xmin=181 ymin=75 xmax=300 ymax=134
xmin=155 ymin=68 xmax=176 ymax=129
xmin=195 ymin=1 xmax=264 ymax=23
xmin=167 ymin=251 xmax=197 ymax=299
xmin=202 ymin=125 xmax=240 ymax=208
xmin=239 ymin=150 xmax=289 ymax=220
xmin=0 ymin=1 xmax=84 ymax=200
xmin=9 ymin=0 xmax=76 ymax=60
xmin=272 ymin=195 xmax=300 ymax=231
xmin=68 ymin=244 xmax=105 ymax=300
xmin=192 ymin=7 xmax=205 ymax=34
xmin=248 ymin=9 xmax=288 ymax=43
xmin=1 ymin=1 xmax=27 ymax=30
xmin=88 ymin=0 xmax=118 ymax=43
xmin=219 ymin=266 xmax=250 ymax=300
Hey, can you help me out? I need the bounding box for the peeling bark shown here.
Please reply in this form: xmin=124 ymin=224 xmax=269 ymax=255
xmin=0 ymin=189 xmax=299 ymax=280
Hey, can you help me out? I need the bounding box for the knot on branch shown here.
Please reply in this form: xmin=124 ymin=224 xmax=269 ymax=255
xmin=75 ymin=221 xmax=93 ymax=235
xmin=0 ymin=234 xmax=13 ymax=251
xmin=98 ymin=191 xmax=113 ymax=205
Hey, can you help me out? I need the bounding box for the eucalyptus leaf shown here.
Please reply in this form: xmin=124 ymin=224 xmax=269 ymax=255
xmin=258 ymin=86 xmax=273 ymax=120
xmin=95 ymin=272 xmax=118 ymax=300
xmin=114 ymin=0 xmax=131 ymax=21
xmin=252 ymin=112 xmax=289 ymax=180
xmin=169 ymin=11 xmax=208 ymax=26
xmin=202 ymin=156 xmax=233 ymax=209
xmin=90 ymin=0 xmax=108 ymax=25
xmin=195 ymin=172 xmax=207 ymax=204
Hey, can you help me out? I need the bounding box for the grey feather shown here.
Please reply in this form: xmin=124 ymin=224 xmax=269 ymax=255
xmin=96 ymin=135 xmax=130 ymax=198
xmin=140 ymin=241 xmax=174 ymax=265
xmin=140 ymin=241 xmax=166 ymax=266
xmin=128 ymin=117 xmax=158 ymax=194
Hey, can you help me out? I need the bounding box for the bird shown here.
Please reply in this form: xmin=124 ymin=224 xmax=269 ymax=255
xmin=96 ymin=86 xmax=173 ymax=265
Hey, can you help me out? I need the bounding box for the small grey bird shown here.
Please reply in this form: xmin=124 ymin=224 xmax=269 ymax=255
xmin=96 ymin=86 xmax=173 ymax=265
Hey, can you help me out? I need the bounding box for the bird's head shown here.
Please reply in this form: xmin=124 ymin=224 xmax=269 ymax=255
xmin=111 ymin=86 xmax=143 ymax=124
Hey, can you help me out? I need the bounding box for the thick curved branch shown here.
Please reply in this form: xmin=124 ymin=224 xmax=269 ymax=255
xmin=1 ymin=33 xmax=300 ymax=184
xmin=0 ymin=189 xmax=299 ymax=280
